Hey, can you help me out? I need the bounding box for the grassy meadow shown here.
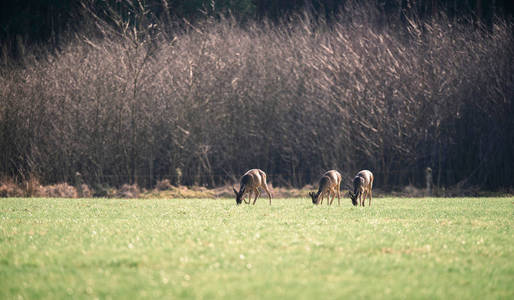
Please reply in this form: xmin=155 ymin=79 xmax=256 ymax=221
xmin=0 ymin=197 xmax=513 ymax=299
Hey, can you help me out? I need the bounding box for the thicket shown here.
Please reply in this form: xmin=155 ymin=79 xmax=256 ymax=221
xmin=0 ymin=1 xmax=512 ymax=192
xmin=2 ymin=1 xmax=512 ymax=55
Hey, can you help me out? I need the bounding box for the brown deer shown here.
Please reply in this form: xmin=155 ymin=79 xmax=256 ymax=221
xmin=309 ymin=170 xmax=342 ymax=205
xmin=349 ymin=170 xmax=374 ymax=206
xmin=233 ymin=169 xmax=272 ymax=205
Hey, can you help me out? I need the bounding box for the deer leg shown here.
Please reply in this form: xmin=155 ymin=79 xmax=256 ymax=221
xmin=253 ymin=189 xmax=260 ymax=205
xmin=245 ymin=191 xmax=251 ymax=204
xmin=329 ymin=191 xmax=335 ymax=205
xmin=337 ymin=188 xmax=341 ymax=206
xmin=263 ymin=183 xmax=272 ymax=205
xmin=368 ymin=189 xmax=372 ymax=206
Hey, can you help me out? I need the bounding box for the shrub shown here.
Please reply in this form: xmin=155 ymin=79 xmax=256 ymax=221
xmin=78 ymin=184 xmax=93 ymax=198
xmin=156 ymin=179 xmax=173 ymax=191
xmin=0 ymin=179 xmax=24 ymax=197
xmin=0 ymin=3 xmax=512 ymax=191
xmin=116 ymin=184 xmax=140 ymax=198
xmin=41 ymin=183 xmax=78 ymax=198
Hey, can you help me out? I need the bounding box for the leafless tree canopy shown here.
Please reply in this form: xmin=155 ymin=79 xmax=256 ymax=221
xmin=1 ymin=2 xmax=513 ymax=191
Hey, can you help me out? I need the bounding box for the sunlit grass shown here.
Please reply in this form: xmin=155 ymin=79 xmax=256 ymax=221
xmin=1 ymin=197 xmax=512 ymax=299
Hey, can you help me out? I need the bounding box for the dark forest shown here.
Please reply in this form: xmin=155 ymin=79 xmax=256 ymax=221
xmin=1 ymin=0 xmax=513 ymax=193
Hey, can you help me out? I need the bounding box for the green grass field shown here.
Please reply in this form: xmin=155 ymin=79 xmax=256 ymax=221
xmin=1 ymin=197 xmax=513 ymax=299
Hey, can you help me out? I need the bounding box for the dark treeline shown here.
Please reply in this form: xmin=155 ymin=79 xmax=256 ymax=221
xmin=2 ymin=0 xmax=514 ymax=58
xmin=0 ymin=1 xmax=513 ymax=192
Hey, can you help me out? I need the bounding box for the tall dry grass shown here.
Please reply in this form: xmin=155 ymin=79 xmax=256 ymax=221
xmin=0 ymin=3 xmax=512 ymax=190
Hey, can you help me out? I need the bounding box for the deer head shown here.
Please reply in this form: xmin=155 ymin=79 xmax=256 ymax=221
xmin=309 ymin=191 xmax=319 ymax=204
xmin=348 ymin=190 xmax=358 ymax=206
xmin=233 ymin=186 xmax=245 ymax=205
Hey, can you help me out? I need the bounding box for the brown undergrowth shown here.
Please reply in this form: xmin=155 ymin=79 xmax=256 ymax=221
xmin=0 ymin=178 xmax=510 ymax=199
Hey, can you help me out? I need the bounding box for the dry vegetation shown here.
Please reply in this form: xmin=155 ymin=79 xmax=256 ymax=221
xmin=0 ymin=176 xmax=316 ymax=199
xmin=1 ymin=176 xmax=508 ymax=199
xmin=0 ymin=1 xmax=512 ymax=192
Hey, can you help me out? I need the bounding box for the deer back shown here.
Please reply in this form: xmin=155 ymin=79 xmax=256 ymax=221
xmin=242 ymin=169 xmax=265 ymax=189
xmin=324 ymin=170 xmax=341 ymax=187
xmin=356 ymin=170 xmax=373 ymax=188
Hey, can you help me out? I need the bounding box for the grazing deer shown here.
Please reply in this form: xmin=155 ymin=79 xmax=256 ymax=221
xmin=349 ymin=170 xmax=374 ymax=206
xmin=233 ymin=169 xmax=272 ymax=205
xmin=309 ymin=170 xmax=342 ymax=205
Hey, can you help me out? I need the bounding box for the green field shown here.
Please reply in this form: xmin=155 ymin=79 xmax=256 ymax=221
xmin=1 ymin=197 xmax=513 ymax=299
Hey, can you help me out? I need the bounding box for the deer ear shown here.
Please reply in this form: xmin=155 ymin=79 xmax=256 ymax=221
xmin=233 ymin=187 xmax=238 ymax=195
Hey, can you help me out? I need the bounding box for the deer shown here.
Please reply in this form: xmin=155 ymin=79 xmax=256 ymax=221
xmin=348 ymin=170 xmax=374 ymax=206
xmin=309 ymin=170 xmax=342 ymax=205
xmin=233 ymin=169 xmax=272 ymax=205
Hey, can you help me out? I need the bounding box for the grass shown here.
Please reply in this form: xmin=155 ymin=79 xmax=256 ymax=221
xmin=0 ymin=197 xmax=513 ymax=299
